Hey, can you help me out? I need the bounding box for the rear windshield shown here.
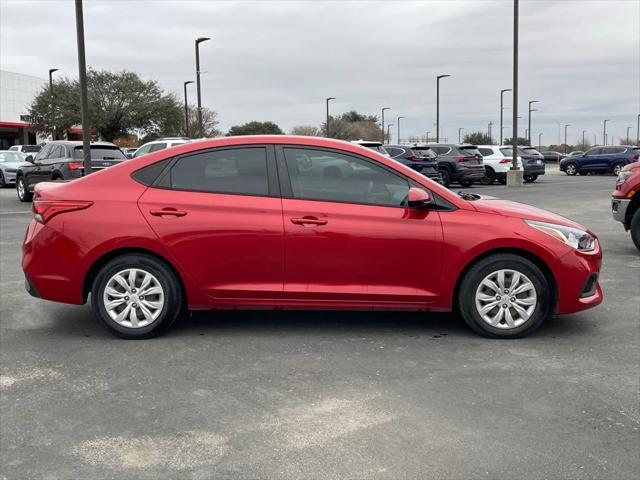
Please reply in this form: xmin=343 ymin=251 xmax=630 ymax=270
xmin=522 ymin=147 xmax=542 ymax=156
xmin=366 ymin=145 xmax=389 ymax=155
xmin=458 ymin=146 xmax=482 ymax=157
xmin=500 ymin=148 xmax=518 ymax=157
xmin=21 ymin=145 xmax=41 ymax=153
xmin=410 ymin=147 xmax=437 ymax=158
xmin=73 ymin=146 xmax=126 ymax=160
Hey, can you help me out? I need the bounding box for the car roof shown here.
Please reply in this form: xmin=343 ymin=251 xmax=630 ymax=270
xmin=46 ymin=140 xmax=117 ymax=147
xmin=351 ymin=140 xmax=383 ymax=146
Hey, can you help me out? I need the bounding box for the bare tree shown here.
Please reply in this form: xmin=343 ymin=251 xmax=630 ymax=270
xmin=290 ymin=125 xmax=320 ymax=136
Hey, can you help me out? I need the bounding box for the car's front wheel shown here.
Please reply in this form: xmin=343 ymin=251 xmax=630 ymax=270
xmin=564 ymin=162 xmax=578 ymax=176
xmin=16 ymin=177 xmax=32 ymax=202
xmin=630 ymin=208 xmax=640 ymax=251
xmin=480 ymin=168 xmax=495 ymax=185
xmin=439 ymin=169 xmax=451 ymax=187
xmin=611 ymin=163 xmax=624 ymax=176
xmin=91 ymin=254 xmax=184 ymax=339
xmin=458 ymin=254 xmax=552 ymax=338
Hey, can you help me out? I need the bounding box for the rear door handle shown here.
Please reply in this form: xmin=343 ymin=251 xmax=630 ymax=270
xmin=290 ymin=216 xmax=327 ymax=226
xmin=150 ymin=208 xmax=187 ymax=217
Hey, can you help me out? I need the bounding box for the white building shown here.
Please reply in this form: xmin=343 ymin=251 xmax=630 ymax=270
xmin=0 ymin=70 xmax=47 ymax=149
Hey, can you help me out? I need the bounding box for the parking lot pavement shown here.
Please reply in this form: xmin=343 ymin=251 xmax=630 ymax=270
xmin=1 ymin=169 xmax=638 ymax=480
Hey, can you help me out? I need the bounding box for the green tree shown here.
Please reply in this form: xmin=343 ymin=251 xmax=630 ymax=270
xmin=227 ymin=121 xmax=283 ymax=136
xmin=503 ymin=137 xmax=530 ymax=146
xmin=463 ymin=132 xmax=493 ymax=145
xmin=29 ymin=69 xmax=184 ymax=142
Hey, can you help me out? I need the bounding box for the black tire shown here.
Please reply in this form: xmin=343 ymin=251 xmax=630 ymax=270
xmin=458 ymin=253 xmax=552 ymax=339
xmin=480 ymin=168 xmax=495 ymax=185
xmin=91 ymin=254 xmax=184 ymax=339
xmin=578 ymin=171 xmax=588 ymax=176
xmin=630 ymin=208 xmax=640 ymax=252
xmin=611 ymin=162 xmax=624 ymax=176
xmin=498 ymin=177 xmax=507 ymax=185
xmin=439 ymin=168 xmax=451 ymax=187
xmin=460 ymin=180 xmax=474 ymax=188
xmin=16 ymin=176 xmax=32 ymax=202
xmin=564 ymin=162 xmax=578 ymax=176
xmin=523 ymin=174 xmax=538 ymax=183
xmin=0 ymin=172 xmax=5 ymax=188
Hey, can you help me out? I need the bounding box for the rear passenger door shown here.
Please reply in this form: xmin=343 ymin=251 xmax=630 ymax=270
xmin=138 ymin=145 xmax=285 ymax=301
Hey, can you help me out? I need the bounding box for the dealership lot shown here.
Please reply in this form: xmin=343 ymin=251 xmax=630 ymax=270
xmin=1 ymin=167 xmax=638 ymax=479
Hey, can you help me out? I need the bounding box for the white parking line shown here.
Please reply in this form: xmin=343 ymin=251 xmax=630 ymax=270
xmin=0 ymin=211 xmax=32 ymax=215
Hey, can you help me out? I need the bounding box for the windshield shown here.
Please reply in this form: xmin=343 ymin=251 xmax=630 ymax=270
xmin=0 ymin=151 xmax=26 ymax=162
xmin=73 ymin=146 xmax=126 ymax=160
xmin=410 ymin=147 xmax=437 ymax=158
xmin=20 ymin=145 xmax=41 ymax=153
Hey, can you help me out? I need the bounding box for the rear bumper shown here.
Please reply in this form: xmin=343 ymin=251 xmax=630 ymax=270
xmin=611 ymin=198 xmax=630 ymax=226
xmin=524 ymin=163 xmax=546 ymax=176
xmin=451 ymin=165 xmax=486 ymax=181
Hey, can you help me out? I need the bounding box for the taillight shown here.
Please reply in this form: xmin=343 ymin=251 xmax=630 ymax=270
xmin=499 ymin=158 xmax=512 ymax=164
xmin=452 ymin=156 xmax=466 ymax=162
xmin=32 ymin=200 xmax=93 ymax=224
xmin=68 ymin=162 xmax=84 ymax=170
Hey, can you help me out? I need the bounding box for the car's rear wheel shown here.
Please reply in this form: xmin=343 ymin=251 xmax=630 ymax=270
xmin=564 ymin=162 xmax=578 ymax=176
xmin=611 ymin=163 xmax=624 ymax=176
xmin=91 ymin=254 xmax=184 ymax=339
xmin=480 ymin=168 xmax=495 ymax=185
xmin=439 ymin=169 xmax=451 ymax=187
xmin=16 ymin=177 xmax=32 ymax=202
xmin=0 ymin=172 xmax=5 ymax=188
xmin=458 ymin=254 xmax=551 ymax=338
xmin=523 ymin=174 xmax=538 ymax=183
xmin=460 ymin=180 xmax=474 ymax=188
xmin=630 ymin=209 xmax=640 ymax=251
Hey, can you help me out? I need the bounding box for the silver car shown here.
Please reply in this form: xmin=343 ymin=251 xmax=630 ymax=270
xmin=0 ymin=151 xmax=28 ymax=187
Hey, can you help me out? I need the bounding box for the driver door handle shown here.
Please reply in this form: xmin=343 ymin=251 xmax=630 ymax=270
xmin=290 ymin=216 xmax=327 ymax=226
xmin=150 ymin=208 xmax=187 ymax=217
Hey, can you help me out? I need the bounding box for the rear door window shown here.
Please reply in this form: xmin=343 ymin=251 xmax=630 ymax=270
xmin=148 ymin=143 xmax=167 ymax=153
xmin=163 ymin=147 xmax=270 ymax=196
xmin=478 ymin=148 xmax=495 ymax=157
xmin=586 ymin=147 xmax=603 ymax=155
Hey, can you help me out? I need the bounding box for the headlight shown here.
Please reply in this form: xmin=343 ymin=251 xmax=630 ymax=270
xmin=616 ymin=170 xmax=632 ymax=184
xmin=525 ymin=220 xmax=596 ymax=252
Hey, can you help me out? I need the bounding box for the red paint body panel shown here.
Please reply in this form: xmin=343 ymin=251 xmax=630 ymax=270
xmin=22 ymin=135 xmax=602 ymax=318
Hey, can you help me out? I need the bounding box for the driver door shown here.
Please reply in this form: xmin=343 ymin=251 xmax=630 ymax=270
xmin=277 ymin=146 xmax=443 ymax=306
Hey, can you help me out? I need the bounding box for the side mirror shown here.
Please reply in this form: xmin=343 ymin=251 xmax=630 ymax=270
xmin=25 ymin=155 xmax=34 ymax=163
xmin=407 ymin=187 xmax=432 ymax=209
xmin=125 ymin=153 xmax=133 ymax=159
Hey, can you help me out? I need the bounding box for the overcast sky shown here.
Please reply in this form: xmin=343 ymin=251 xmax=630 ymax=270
xmin=1 ymin=0 xmax=639 ymax=144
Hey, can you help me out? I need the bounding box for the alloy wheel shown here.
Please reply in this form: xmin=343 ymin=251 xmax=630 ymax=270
xmin=565 ymin=163 xmax=577 ymax=175
xmin=17 ymin=179 xmax=24 ymax=199
xmin=474 ymin=269 xmax=537 ymax=329
xmin=103 ymin=268 xmax=165 ymax=329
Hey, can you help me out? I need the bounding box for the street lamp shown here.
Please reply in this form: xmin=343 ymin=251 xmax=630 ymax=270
xmin=538 ymin=132 xmax=543 ymax=151
xmin=381 ymin=107 xmax=390 ymax=144
xmin=603 ymin=119 xmax=610 ymax=146
xmin=48 ymin=68 xmax=59 ymax=140
xmin=458 ymin=127 xmax=464 ymax=143
xmin=488 ymin=121 xmax=493 ymax=142
xmin=500 ymin=88 xmax=512 ymax=145
xmin=74 ymin=0 xmax=91 ymax=174
xmin=528 ymin=100 xmax=539 ymax=145
xmin=387 ymin=124 xmax=393 ymax=144
xmin=627 ymin=126 xmax=632 ymax=145
xmin=582 ymin=130 xmax=587 ymax=147
xmin=195 ymin=37 xmax=210 ymax=136
xmin=325 ymin=97 xmax=335 ymax=137
xmin=397 ymin=116 xmax=405 ymax=144
xmin=426 ymin=131 xmax=431 ymax=142
xmin=564 ymin=124 xmax=571 ymax=153
xmin=436 ymin=74 xmax=451 ymax=143
xmin=509 ymin=0 xmax=520 ymax=179
xmin=183 ymin=81 xmax=194 ymax=138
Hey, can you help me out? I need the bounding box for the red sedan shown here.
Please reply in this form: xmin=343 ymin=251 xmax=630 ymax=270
xmin=22 ymin=136 xmax=603 ymax=339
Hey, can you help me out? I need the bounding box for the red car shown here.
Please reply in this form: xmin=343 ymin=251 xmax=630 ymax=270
xmin=22 ymin=136 xmax=603 ymax=339
xmin=612 ymin=161 xmax=640 ymax=250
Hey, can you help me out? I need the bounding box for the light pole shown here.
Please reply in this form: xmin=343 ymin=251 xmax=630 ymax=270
xmin=74 ymin=0 xmax=91 ymax=174
xmin=458 ymin=127 xmax=464 ymax=143
xmin=426 ymin=131 xmax=430 ymax=142
xmin=436 ymin=74 xmax=450 ymax=143
xmin=381 ymin=107 xmax=390 ymax=144
xmin=528 ymin=100 xmax=539 ymax=145
xmin=564 ymin=124 xmax=571 ymax=153
xmin=626 ymin=126 xmax=631 ymax=145
xmin=500 ymin=88 xmax=512 ymax=145
xmin=195 ymin=37 xmax=210 ymax=136
xmin=582 ymin=130 xmax=587 ymax=148
xmin=183 ymin=81 xmax=194 ymax=138
xmin=387 ymin=124 xmax=393 ymax=143
xmin=603 ymin=119 xmax=610 ymax=146
xmin=637 ymin=114 xmax=640 ymax=145
xmin=397 ymin=116 xmax=405 ymax=144
xmin=48 ymin=68 xmax=59 ymax=140
xmin=509 ymin=0 xmax=520 ymax=182
xmin=488 ymin=121 xmax=493 ymax=142
xmin=325 ymin=97 xmax=335 ymax=137
xmin=538 ymin=132 xmax=543 ymax=151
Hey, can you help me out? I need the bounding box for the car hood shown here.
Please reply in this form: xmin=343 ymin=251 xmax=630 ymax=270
xmin=469 ymin=195 xmax=586 ymax=229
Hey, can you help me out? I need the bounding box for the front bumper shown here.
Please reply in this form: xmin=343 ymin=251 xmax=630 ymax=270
xmin=2 ymin=171 xmax=17 ymax=184
xmin=552 ymin=242 xmax=603 ymax=315
xmin=611 ymin=198 xmax=630 ymax=226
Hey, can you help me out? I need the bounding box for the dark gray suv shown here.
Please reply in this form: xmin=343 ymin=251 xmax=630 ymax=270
xmin=16 ymin=141 xmax=126 ymax=202
xmin=427 ymin=144 xmax=486 ymax=187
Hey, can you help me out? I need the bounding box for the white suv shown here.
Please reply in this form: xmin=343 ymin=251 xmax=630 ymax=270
xmin=132 ymin=137 xmax=190 ymax=158
xmin=477 ymin=145 xmax=522 ymax=185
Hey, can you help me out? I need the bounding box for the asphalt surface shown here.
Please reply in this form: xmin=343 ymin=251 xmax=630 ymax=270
xmin=1 ymin=166 xmax=639 ymax=479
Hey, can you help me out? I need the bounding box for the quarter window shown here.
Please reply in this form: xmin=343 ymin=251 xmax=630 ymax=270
xmin=283 ymin=148 xmax=409 ymax=207
xmin=478 ymin=148 xmax=494 ymax=156
xmin=164 ymin=147 xmax=269 ymax=196
xmin=148 ymin=143 xmax=167 ymax=153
